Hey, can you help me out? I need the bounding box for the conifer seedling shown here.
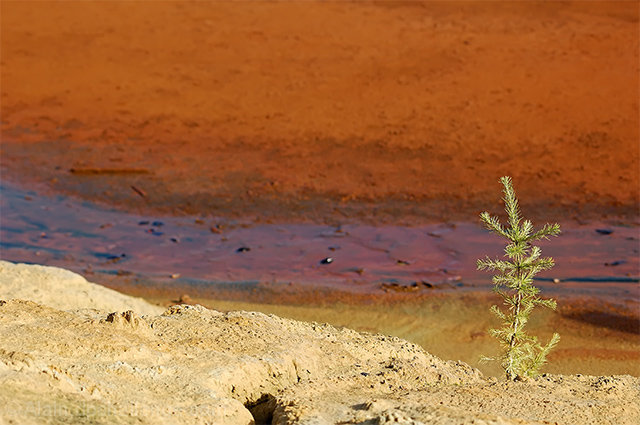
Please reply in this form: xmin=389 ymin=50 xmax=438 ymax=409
xmin=477 ymin=176 xmax=561 ymax=381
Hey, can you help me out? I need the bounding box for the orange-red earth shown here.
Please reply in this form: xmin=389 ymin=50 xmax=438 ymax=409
xmin=1 ymin=1 xmax=638 ymax=224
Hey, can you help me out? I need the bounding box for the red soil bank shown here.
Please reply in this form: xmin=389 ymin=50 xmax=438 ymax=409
xmin=1 ymin=1 xmax=638 ymax=224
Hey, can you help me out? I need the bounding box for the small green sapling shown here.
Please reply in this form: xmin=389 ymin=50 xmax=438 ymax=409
xmin=477 ymin=176 xmax=561 ymax=381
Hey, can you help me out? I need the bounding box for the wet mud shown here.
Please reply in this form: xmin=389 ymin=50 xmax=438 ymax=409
xmin=1 ymin=182 xmax=637 ymax=306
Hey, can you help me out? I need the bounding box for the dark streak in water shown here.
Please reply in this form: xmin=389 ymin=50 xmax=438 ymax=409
xmin=0 ymin=241 xmax=67 ymax=257
xmin=536 ymin=277 xmax=639 ymax=283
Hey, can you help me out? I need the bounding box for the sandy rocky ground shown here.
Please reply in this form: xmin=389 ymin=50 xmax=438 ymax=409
xmin=0 ymin=260 xmax=638 ymax=425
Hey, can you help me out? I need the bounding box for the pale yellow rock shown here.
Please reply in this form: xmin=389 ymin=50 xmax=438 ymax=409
xmin=0 ymin=261 xmax=163 ymax=315
xmin=0 ymin=263 xmax=638 ymax=425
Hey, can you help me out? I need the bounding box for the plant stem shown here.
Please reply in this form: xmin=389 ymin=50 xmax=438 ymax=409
xmin=507 ymin=290 xmax=523 ymax=380
xmin=508 ymin=257 xmax=524 ymax=380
